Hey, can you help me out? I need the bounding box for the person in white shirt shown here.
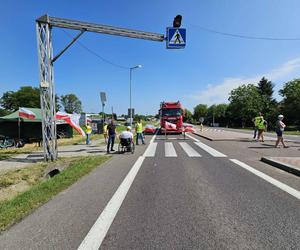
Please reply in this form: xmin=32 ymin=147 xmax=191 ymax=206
xmin=119 ymin=126 xmax=133 ymax=141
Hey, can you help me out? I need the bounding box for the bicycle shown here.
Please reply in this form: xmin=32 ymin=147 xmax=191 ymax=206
xmin=0 ymin=136 xmax=15 ymax=149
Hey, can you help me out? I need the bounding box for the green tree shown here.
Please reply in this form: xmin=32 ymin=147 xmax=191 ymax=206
xmin=0 ymin=86 xmax=40 ymax=111
xmin=207 ymin=104 xmax=228 ymax=126
xmin=228 ymin=84 xmax=262 ymax=127
xmin=0 ymin=108 xmax=9 ymax=117
xmin=279 ymin=79 xmax=300 ymax=126
xmin=257 ymin=77 xmax=278 ymax=127
xmin=61 ymin=94 xmax=82 ymax=114
xmin=193 ymin=104 xmax=208 ymax=122
xmin=0 ymin=86 xmax=61 ymax=112
xmin=257 ymin=77 xmax=274 ymax=100
xmin=183 ymin=109 xmax=193 ymax=122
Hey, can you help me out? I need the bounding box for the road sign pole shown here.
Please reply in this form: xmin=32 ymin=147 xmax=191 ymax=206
xmin=130 ymin=68 xmax=132 ymax=127
xmin=102 ymin=103 xmax=105 ymax=122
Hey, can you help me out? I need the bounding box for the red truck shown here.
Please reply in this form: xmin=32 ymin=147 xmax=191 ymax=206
xmin=159 ymin=101 xmax=184 ymax=134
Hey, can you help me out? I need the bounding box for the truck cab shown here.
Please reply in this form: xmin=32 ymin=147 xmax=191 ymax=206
xmin=159 ymin=101 xmax=184 ymax=133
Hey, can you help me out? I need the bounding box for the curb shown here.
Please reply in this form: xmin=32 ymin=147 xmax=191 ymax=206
xmin=192 ymin=132 xmax=213 ymax=141
xmin=261 ymin=157 xmax=300 ymax=177
xmin=193 ymin=132 xmax=257 ymax=142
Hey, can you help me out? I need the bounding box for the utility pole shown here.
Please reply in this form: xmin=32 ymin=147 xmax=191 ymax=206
xmin=129 ymin=65 xmax=142 ymax=127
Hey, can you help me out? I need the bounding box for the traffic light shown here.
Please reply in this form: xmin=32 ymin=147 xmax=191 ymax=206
xmin=173 ymin=15 xmax=182 ymax=28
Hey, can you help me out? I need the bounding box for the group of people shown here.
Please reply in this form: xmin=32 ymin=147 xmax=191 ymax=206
xmin=103 ymin=119 xmax=145 ymax=154
xmin=253 ymin=112 xmax=288 ymax=148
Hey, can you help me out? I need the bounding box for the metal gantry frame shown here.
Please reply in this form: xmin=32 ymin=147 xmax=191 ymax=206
xmin=36 ymin=14 xmax=165 ymax=161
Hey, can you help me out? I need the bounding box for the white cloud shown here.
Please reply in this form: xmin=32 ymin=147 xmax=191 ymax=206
xmin=188 ymin=57 xmax=300 ymax=106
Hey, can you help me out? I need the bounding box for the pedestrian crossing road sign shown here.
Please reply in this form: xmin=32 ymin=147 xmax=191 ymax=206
xmin=166 ymin=27 xmax=186 ymax=49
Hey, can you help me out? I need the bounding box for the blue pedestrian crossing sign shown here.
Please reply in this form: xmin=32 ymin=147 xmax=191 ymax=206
xmin=166 ymin=27 xmax=186 ymax=49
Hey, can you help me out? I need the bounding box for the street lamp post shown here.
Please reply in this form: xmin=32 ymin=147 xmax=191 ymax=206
xmin=129 ymin=65 xmax=142 ymax=127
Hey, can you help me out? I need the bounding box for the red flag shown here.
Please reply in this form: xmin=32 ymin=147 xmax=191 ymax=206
xmin=19 ymin=108 xmax=36 ymax=119
xmin=165 ymin=121 xmax=177 ymax=130
xmin=183 ymin=125 xmax=195 ymax=133
xmin=56 ymin=112 xmax=86 ymax=136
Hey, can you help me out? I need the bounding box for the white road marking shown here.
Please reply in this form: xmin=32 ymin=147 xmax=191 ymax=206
xmin=186 ymin=133 xmax=227 ymax=157
xmin=144 ymin=142 xmax=157 ymax=157
xmin=185 ymin=133 xmax=200 ymax=142
xmin=165 ymin=142 xmax=177 ymax=157
xmin=179 ymin=142 xmax=201 ymax=157
xmin=194 ymin=141 xmax=227 ymax=157
xmin=230 ymin=159 xmax=300 ymax=200
xmin=78 ymin=134 xmax=157 ymax=250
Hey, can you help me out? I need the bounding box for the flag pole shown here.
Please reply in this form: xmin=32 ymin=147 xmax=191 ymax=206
xmin=18 ymin=108 xmax=21 ymax=142
xmin=18 ymin=117 xmax=20 ymax=141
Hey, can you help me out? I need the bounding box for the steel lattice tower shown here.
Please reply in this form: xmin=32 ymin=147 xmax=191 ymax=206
xmin=36 ymin=19 xmax=57 ymax=161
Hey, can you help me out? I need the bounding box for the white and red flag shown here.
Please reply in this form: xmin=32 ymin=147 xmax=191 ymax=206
xmin=165 ymin=121 xmax=177 ymax=130
xmin=56 ymin=112 xmax=85 ymax=137
xmin=182 ymin=125 xmax=195 ymax=133
xmin=19 ymin=107 xmax=36 ymax=119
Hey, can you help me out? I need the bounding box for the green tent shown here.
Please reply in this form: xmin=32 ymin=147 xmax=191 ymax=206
xmin=0 ymin=108 xmax=42 ymax=122
xmin=0 ymin=108 xmax=72 ymax=142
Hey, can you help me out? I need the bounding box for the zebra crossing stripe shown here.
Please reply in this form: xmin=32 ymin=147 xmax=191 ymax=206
xmin=144 ymin=142 xmax=157 ymax=157
xmin=165 ymin=142 xmax=177 ymax=157
xmin=194 ymin=141 xmax=227 ymax=157
xmin=179 ymin=142 xmax=201 ymax=157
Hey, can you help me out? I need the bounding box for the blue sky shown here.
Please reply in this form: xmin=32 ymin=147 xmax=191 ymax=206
xmin=1 ymin=0 xmax=300 ymax=115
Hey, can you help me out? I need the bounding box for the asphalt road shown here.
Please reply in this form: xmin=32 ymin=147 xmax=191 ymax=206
xmin=0 ymin=133 xmax=299 ymax=249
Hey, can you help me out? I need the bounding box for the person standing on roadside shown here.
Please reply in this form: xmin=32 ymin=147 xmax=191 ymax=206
xmin=107 ymin=120 xmax=116 ymax=153
xmin=257 ymin=115 xmax=267 ymax=142
xmin=252 ymin=112 xmax=262 ymax=139
xmin=85 ymin=122 xmax=92 ymax=145
xmin=135 ymin=119 xmax=145 ymax=145
xmin=275 ymin=114 xmax=288 ymax=148
xmin=103 ymin=122 xmax=108 ymax=144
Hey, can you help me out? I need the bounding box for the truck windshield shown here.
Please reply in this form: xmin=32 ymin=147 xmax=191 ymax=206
xmin=162 ymin=109 xmax=182 ymax=116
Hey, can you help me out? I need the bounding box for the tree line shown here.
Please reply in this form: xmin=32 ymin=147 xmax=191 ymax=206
xmin=0 ymin=86 xmax=82 ymax=116
xmin=185 ymin=77 xmax=300 ymax=130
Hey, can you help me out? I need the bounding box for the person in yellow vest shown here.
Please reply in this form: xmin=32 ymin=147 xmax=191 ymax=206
xmin=103 ymin=122 xmax=108 ymax=144
xmin=257 ymin=115 xmax=267 ymax=142
xmin=252 ymin=112 xmax=262 ymax=139
xmin=85 ymin=122 xmax=92 ymax=145
xmin=135 ymin=119 xmax=145 ymax=145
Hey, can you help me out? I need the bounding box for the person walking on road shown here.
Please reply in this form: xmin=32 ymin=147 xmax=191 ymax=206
xmin=85 ymin=122 xmax=92 ymax=145
xmin=103 ymin=122 xmax=108 ymax=144
xmin=252 ymin=112 xmax=262 ymax=139
xmin=275 ymin=115 xmax=288 ymax=148
xmin=257 ymin=115 xmax=267 ymax=142
xmin=135 ymin=119 xmax=145 ymax=145
xmin=107 ymin=120 xmax=116 ymax=153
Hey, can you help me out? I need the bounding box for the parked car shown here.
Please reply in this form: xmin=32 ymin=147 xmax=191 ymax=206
xmin=143 ymin=124 xmax=156 ymax=134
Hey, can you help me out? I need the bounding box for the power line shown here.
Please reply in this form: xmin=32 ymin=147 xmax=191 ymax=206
xmin=61 ymin=29 xmax=130 ymax=69
xmin=189 ymin=23 xmax=300 ymax=41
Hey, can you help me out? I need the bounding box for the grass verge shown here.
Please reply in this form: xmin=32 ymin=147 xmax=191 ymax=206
xmin=284 ymin=131 xmax=300 ymax=136
xmin=0 ymin=155 xmax=110 ymax=232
